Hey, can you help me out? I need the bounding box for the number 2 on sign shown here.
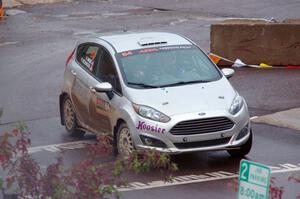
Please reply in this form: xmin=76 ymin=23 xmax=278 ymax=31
xmin=241 ymin=162 xmax=248 ymax=180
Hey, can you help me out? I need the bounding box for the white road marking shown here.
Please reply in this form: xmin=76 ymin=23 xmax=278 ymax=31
xmin=44 ymin=146 xmax=60 ymax=152
xmin=130 ymin=182 xmax=147 ymax=188
xmin=119 ymin=174 xmax=238 ymax=192
xmin=28 ymin=140 xmax=95 ymax=154
xmin=0 ymin=41 xmax=19 ymax=47
xmin=250 ymin=116 xmax=258 ymax=120
xmin=279 ymin=163 xmax=299 ymax=169
xmin=118 ymin=163 xmax=300 ymax=192
xmin=208 ymin=171 xmax=233 ymax=178
xmin=73 ymin=31 xmax=96 ymax=36
xmin=272 ymin=167 xmax=300 ymax=174
xmin=269 ymin=165 xmax=283 ymax=171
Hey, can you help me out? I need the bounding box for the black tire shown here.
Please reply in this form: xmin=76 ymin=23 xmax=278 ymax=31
xmin=116 ymin=123 xmax=134 ymax=158
xmin=227 ymin=131 xmax=252 ymax=157
xmin=62 ymin=97 xmax=85 ymax=137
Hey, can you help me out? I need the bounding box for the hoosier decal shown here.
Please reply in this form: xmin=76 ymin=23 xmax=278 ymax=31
xmin=136 ymin=121 xmax=166 ymax=134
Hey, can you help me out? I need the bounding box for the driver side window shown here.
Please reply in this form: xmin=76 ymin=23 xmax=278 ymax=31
xmin=94 ymin=48 xmax=122 ymax=94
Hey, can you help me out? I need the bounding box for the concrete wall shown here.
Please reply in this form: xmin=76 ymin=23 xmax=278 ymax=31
xmin=211 ymin=19 xmax=300 ymax=66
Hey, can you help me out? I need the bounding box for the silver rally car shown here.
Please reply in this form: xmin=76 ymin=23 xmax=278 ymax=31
xmin=60 ymin=32 xmax=252 ymax=157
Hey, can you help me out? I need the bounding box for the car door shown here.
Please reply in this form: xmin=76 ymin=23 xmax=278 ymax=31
xmin=88 ymin=47 xmax=122 ymax=134
xmin=70 ymin=43 xmax=100 ymax=128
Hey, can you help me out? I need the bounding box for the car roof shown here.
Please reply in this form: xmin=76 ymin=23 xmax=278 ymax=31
xmin=94 ymin=32 xmax=193 ymax=53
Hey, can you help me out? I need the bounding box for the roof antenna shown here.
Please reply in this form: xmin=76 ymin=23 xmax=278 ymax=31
xmin=123 ymin=27 xmax=128 ymax=32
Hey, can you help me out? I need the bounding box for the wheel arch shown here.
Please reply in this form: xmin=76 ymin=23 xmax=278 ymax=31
xmin=59 ymin=92 xmax=69 ymax=125
xmin=113 ymin=119 xmax=126 ymax=141
xmin=112 ymin=119 xmax=126 ymax=154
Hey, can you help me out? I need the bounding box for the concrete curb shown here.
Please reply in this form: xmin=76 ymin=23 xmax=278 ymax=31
xmin=252 ymin=108 xmax=300 ymax=132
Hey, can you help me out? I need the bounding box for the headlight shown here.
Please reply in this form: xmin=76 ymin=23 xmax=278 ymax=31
xmin=229 ymin=95 xmax=244 ymax=115
xmin=133 ymin=104 xmax=170 ymax=123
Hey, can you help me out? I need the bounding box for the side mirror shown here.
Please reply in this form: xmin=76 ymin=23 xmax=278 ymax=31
xmin=93 ymin=82 xmax=114 ymax=100
xmin=222 ymin=68 xmax=235 ymax=79
xmin=94 ymin=82 xmax=113 ymax=92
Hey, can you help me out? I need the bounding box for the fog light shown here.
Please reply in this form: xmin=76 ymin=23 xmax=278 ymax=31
xmin=144 ymin=137 xmax=153 ymax=146
xmin=140 ymin=135 xmax=167 ymax=148
xmin=236 ymin=125 xmax=249 ymax=140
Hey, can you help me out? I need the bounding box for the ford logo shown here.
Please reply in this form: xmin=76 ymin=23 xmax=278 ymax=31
xmin=198 ymin=112 xmax=206 ymax=116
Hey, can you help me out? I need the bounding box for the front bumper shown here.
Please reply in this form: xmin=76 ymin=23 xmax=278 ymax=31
xmin=128 ymin=104 xmax=251 ymax=154
xmin=136 ymin=127 xmax=251 ymax=154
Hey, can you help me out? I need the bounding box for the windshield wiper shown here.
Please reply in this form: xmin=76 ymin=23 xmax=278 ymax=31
xmin=159 ymin=80 xmax=209 ymax=88
xmin=127 ymin=82 xmax=159 ymax=88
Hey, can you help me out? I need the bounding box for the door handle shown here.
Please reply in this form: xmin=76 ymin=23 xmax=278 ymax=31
xmin=89 ymin=86 xmax=96 ymax=93
xmin=71 ymin=70 xmax=77 ymax=76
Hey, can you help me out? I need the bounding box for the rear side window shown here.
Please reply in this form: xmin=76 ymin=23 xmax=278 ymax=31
xmin=76 ymin=44 xmax=99 ymax=72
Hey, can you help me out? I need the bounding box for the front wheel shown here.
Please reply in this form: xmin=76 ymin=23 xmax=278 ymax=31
xmin=62 ymin=97 xmax=85 ymax=137
xmin=227 ymin=131 xmax=252 ymax=157
xmin=116 ymin=123 xmax=134 ymax=158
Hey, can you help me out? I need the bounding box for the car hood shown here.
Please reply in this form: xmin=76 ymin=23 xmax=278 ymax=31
xmin=124 ymin=77 xmax=237 ymax=116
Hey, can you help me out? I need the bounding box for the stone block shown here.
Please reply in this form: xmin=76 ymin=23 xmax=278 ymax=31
xmin=211 ymin=19 xmax=300 ymax=66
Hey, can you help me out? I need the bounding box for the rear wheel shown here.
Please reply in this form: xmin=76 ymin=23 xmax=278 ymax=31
xmin=117 ymin=123 xmax=134 ymax=158
xmin=62 ymin=97 xmax=85 ymax=137
xmin=227 ymin=131 xmax=252 ymax=157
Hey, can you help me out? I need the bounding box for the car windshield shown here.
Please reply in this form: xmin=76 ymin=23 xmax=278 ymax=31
xmin=117 ymin=45 xmax=221 ymax=88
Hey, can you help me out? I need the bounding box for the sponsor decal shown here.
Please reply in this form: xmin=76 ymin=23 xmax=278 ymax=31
xmin=81 ymin=56 xmax=94 ymax=71
xmin=138 ymin=48 xmax=159 ymax=54
xmin=136 ymin=121 xmax=166 ymax=134
xmin=119 ymin=45 xmax=195 ymax=58
xmin=158 ymin=45 xmax=193 ymax=50
xmin=96 ymin=98 xmax=110 ymax=112
xmin=122 ymin=51 xmax=133 ymax=57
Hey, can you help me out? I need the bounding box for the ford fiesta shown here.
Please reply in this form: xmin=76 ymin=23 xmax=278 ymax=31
xmin=59 ymin=32 xmax=252 ymax=157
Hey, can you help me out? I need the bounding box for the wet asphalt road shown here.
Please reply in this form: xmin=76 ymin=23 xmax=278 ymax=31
xmin=1 ymin=0 xmax=300 ymax=198
xmin=122 ymin=123 xmax=300 ymax=198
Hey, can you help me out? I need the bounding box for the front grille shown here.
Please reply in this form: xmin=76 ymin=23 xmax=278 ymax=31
xmin=170 ymin=117 xmax=234 ymax=135
xmin=174 ymin=137 xmax=231 ymax=149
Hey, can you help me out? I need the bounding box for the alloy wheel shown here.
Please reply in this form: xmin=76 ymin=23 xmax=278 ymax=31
xmin=118 ymin=127 xmax=134 ymax=157
xmin=63 ymin=98 xmax=75 ymax=131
